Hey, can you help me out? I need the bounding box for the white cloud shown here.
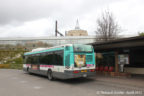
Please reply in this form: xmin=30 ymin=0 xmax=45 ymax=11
xmin=0 ymin=18 xmax=54 ymax=37
xmin=109 ymin=0 xmax=144 ymax=35
xmin=0 ymin=0 xmax=144 ymax=37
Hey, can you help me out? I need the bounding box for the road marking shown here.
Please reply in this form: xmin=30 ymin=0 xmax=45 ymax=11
xmin=19 ymin=81 xmax=27 ymax=83
xmin=33 ymin=86 xmax=42 ymax=89
xmin=11 ymin=77 xmax=18 ymax=79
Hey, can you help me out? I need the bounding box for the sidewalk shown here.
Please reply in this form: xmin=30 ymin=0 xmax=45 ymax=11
xmin=95 ymin=75 xmax=144 ymax=88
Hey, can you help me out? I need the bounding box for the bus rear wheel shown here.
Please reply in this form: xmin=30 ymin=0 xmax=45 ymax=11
xmin=47 ymin=70 xmax=53 ymax=81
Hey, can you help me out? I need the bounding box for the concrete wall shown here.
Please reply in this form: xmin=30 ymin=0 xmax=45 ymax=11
xmin=124 ymin=67 xmax=144 ymax=74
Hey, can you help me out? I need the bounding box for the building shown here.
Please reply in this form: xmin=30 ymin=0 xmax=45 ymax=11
xmin=91 ymin=36 xmax=144 ymax=75
xmin=65 ymin=20 xmax=88 ymax=36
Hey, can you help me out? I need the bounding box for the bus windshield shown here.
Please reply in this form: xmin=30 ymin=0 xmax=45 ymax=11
xmin=73 ymin=44 xmax=93 ymax=52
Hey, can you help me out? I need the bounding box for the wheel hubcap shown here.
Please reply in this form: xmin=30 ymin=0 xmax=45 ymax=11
xmin=48 ymin=72 xmax=52 ymax=79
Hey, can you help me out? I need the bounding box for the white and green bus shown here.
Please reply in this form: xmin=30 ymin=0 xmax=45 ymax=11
xmin=23 ymin=44 xmax=96 ymax=80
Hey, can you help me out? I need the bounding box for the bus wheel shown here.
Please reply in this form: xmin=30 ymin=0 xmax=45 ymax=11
xmin=27 ymin=67 xmax=29 ymax=72
xmin=47 ymin=70 xmax=53 ymax=81
xmin=27 ymin=68 xmax=31 ymax=74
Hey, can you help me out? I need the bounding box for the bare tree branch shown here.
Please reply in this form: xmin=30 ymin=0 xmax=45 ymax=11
xmin=96 ymin=11 xmax=121 ymax=41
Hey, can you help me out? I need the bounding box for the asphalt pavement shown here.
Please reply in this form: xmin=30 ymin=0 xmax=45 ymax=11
xmin=0 ymin=69 xmax=143 ymax=96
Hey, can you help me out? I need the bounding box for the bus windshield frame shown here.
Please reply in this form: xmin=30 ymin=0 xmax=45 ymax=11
xmin=73 ymin=44 xmax=93 ymax=53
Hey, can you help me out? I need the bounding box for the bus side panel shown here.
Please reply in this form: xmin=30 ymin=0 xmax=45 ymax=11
xmin=93 ymin=50 xmax=96 ymax=68
xmin=64 ymin=46 xmax=74 ymax=68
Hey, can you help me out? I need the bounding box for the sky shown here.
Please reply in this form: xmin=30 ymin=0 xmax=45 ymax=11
xmin=0 ymin=0 xmax=144 ymax=37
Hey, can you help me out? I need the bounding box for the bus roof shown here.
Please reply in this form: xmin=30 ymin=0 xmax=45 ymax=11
xmin=24 ymin=44 xmax=92 ymax=56
xmin=24 ymin=44 xmax=73 ymax=56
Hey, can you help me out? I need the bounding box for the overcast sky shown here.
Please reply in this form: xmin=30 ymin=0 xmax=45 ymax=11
xmin=0 ymin=0 xmax=144 ymax=37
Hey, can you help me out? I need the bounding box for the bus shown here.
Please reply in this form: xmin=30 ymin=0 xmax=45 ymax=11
xmin=23 ymin=44 xmax=96 ymax=80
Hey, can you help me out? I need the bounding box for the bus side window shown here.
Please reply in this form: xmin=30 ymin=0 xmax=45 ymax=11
xmin=30 ymin=56 xmax=34 ymax=64
xmin=54 ymin=51 xmax=63 ymax=66
xmin=26 ymin=56 xmax=31 ymax=64
xmin=33 ymin=56 xmax=39 ymax=65
xmin=44 ymin=52 xmax=53 ymax=65
xmin=39 ymin=53 xmax=45 ymax=64
xmin=39 ymin=52 xmax=53 ymax=65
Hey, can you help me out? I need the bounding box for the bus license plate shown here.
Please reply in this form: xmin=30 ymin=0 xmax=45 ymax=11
xmin=81 ymin=70 xmax=87 ymax=72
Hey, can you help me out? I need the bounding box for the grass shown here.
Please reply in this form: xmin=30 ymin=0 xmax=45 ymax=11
xmin=0 ymin=58 xmax=23 ymax=69
xmin=0 ymin=50 xmax=25 ymax=69
xmin=9 ymin=58 xmax=23 ymax=69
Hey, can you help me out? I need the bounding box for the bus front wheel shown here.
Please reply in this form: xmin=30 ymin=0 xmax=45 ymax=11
xmin=27 ymin=67 xmax=31 ymax=74
xmin=47 ymin=70 xmax=53 ymax=81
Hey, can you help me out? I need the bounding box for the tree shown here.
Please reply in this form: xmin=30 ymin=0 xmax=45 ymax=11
xmin=138 ymin=32 xmax=144 ymax=36
xmin=95 ymin=11 xmax=121 ymax=41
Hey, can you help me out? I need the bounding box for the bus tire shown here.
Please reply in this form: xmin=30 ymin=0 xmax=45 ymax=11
xmin=47 ymin=70 xmax=53 ymax=81
xmin=27 ymin=67 xmax=31 ymax=74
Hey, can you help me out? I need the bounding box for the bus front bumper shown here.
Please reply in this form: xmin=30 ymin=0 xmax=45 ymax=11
xmin=53 ymin=70 xmax=96 ymax=79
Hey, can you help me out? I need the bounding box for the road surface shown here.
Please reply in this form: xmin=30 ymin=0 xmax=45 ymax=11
xmin=0 ymin=69 xmax=143 ymax=96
